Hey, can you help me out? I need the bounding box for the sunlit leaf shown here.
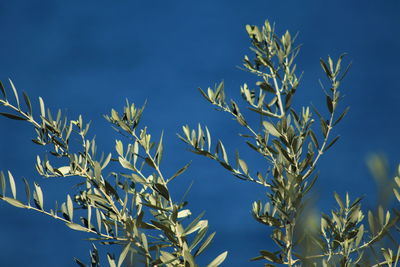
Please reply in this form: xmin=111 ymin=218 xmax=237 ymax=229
xmin=8 ymin=171 xmax=16 ymax=199
xmin=66 ymin=222 xmax=89 ymax=232
xmin=8 ymin=79 xmax=20 ymax=109
xmin=2 ymin=197 xmax=25 ymax=208
xmin=117 ymin=243 xmax=130 ymax=267
xmin=263 ymin=121 xmax=281 ymax=137
xmin=33 ymin=182 xmax=43 ymax=210
xmin=206 ymin=251 xmax=228 ymax=267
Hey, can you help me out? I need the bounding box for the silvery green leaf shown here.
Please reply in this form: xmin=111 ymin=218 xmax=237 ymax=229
xmin=0 ymin=171 xmax=5 ymax=196
xmin=22 ymin=91 xmax=32 ymax=115
xmin=167 ymin=162 xmax=191 ymax=183
xmin=3 ymin=197 xmax=25 ymax=208
xmin=263 ymin=121 xmax=281 ymax=137
xmin=194 ymin=232 xmax=216 ymax=257
xmin=8 ymin=79 xmax=20 ymax=109
xmin=39 ymin=96 xmax=45 ymax=118
xmin=33 ymin=182 xmax=43 ymax=210
xmin=67 ymin=194 xmax=73 ymax=221
xmin=206 ymin=251 xmax=228 ymax=267
xmin=117 ymin=243 xmax=130 ymax=267
xmin=107 ymin=254 xmax=116 ymax=267
xmin=8 ymin=171 xmax=16 ymax=199
xmin=66 ymin=222 xmax=89 ymax=232
xmin=238 ymin=159 xmax=248 ymax=174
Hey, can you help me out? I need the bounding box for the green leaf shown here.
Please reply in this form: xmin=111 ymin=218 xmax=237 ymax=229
xmin=334 ymin=192 xmax=344 ymax=210
xmin=115 ymin=140 xmax=124 ymax=156
xmin=23 ymin=178 xmax=31 ymax=205
xmin=22 ymin=91 xmax=33 ymax=115
xmin=117 ymin=243 xmax=130 ymax=267
xmin=153 ymin=183 xmax=170 ymax=201
xmin=2 ymin=197 xmax=25 ymax=208
xmin=155 ymin=131 xmax=164 ymax=166
xmin=198 ymin=88 xmax=213 ymax=103
xmin=324 ymin=135 xmax=340 ymax=152
xmin=130 ymin=173 xmax=147 ymax=184
xmin=145 ymin=157 xmax=156 ymax=169
xmin=0 ymin=112 xmax=27 ymax=121
xmin=33 ymin=182 xmax=43 ymax=210
xmin=205 ymin=126 xmax=212 ymax=152
xmin=206 ymin=251 xmax=228 ymax=267
xmin=107 ymin=254 xmax=117 ymax=267
xmin=355 ymin=224 xmax=364 ymax=247
xmin=160 ymin=251 xmax=178 ymax=264
xmin=368 ymin=211 xmax=375 ymax=234
xmin=320 ymin=118 xmax=328 ymax=138
xmin=168 ymin=162 xmax=191 ymax=183
xmin=66 ymin=222 xmax=89 ymax=232
xmin=119 ymin=157 xmax=135 ymax=171
xmin=259 ymin=250 xmax=282 ymax=263
xmin=320 ymin=59 xmax=332 ymax=78
xmin=334 ymin=106 xmax=350 ymax=126
xmin=0 ymin=171 xmax=5 ymax=196
xmin=217 ymin=140 xmax=229 ymax=163
xmin=238 ymin=159 xmax=248 ymax=174
xmin=183 ymin=249 xmax=196 ymax=267
xmin=101 ymin=153 xmax=112 ymax=169
xmin=189 ymin=226 xmax=208 ymax=251
xmin=74 ymin=258 xmax=88 ymax=267
xmin=67 ymin=194 xmax=73 ymax=222
xmin=8 ymin=79 xmax=20 ymax=109
xmin=309 ymin=130 xmax=319 ymax=149
xmin=8 ymin=171 xmax=16 ymax=199
xmin=394 ymin=188 xmax=400 ymax=202
xmin=39 ymin=96 xmax=45 ymax=118
xmin=263 ymin=121 xmax=281 ymax=137
xmin=326 ymin=95 xmax=333 ymax=113
xmin=94 ymin=161 xmax=102 ymax=183
xmin=0 ymin=80 xmax=6 ymax=99
xmin=195 ymin=232 xmax=216 ymax=257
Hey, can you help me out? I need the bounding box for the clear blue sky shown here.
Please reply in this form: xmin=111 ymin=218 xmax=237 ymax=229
xmin=0 ymin=1 xmax=399 ymax=266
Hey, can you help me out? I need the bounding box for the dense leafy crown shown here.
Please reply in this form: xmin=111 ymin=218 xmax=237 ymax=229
xmin=0 ymin=20 xmax=399 ymax=267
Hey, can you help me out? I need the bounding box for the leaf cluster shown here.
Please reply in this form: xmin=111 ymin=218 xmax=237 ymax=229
xmin=0 ymin=82 xmax=226 ymax=267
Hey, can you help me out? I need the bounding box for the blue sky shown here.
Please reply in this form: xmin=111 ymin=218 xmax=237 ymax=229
xmin=0 ymin=1 xmax=399 ymax=266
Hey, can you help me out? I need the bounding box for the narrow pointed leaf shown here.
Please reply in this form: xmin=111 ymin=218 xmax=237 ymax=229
xmin=0 ymin=112 xmax=26 ymax=121
xmin=324 ymin=136 xmax=340 ymax=152
xmin=67 ymin=194 xmax=74 ymax=221
xmin=195 ymin=232 xmax=216 ymax=257
xmin=207 ymin=251 xmax=228 ymax=267
xmin=263 ymin=121 xmax=281 ymax=137
xmin=8 ymin=79 xmax=20 ymax=109
xmin=66 ymin=222 xmax=89 ymax=232
xmin=2 ymin=197 xmax=25 ymax=208
xmin=39 ymin=96 xmax=45 ymax=118
xmin=33 ymin=182 xmax=44 ymax=210
xmin=22 ymin=91 xmax=33 ymax=115
xmin=23 ymin=178 xmax=31 ymax=205
xmin=168 ymin=162 xmax=191 ymax=183
xmin=8 ymin=171 xmax=16 ymax=199
xmin=117 ymin=243 xmax=130 ymax=267
xmin=0 ymin=81 xmax=6 ymax=99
